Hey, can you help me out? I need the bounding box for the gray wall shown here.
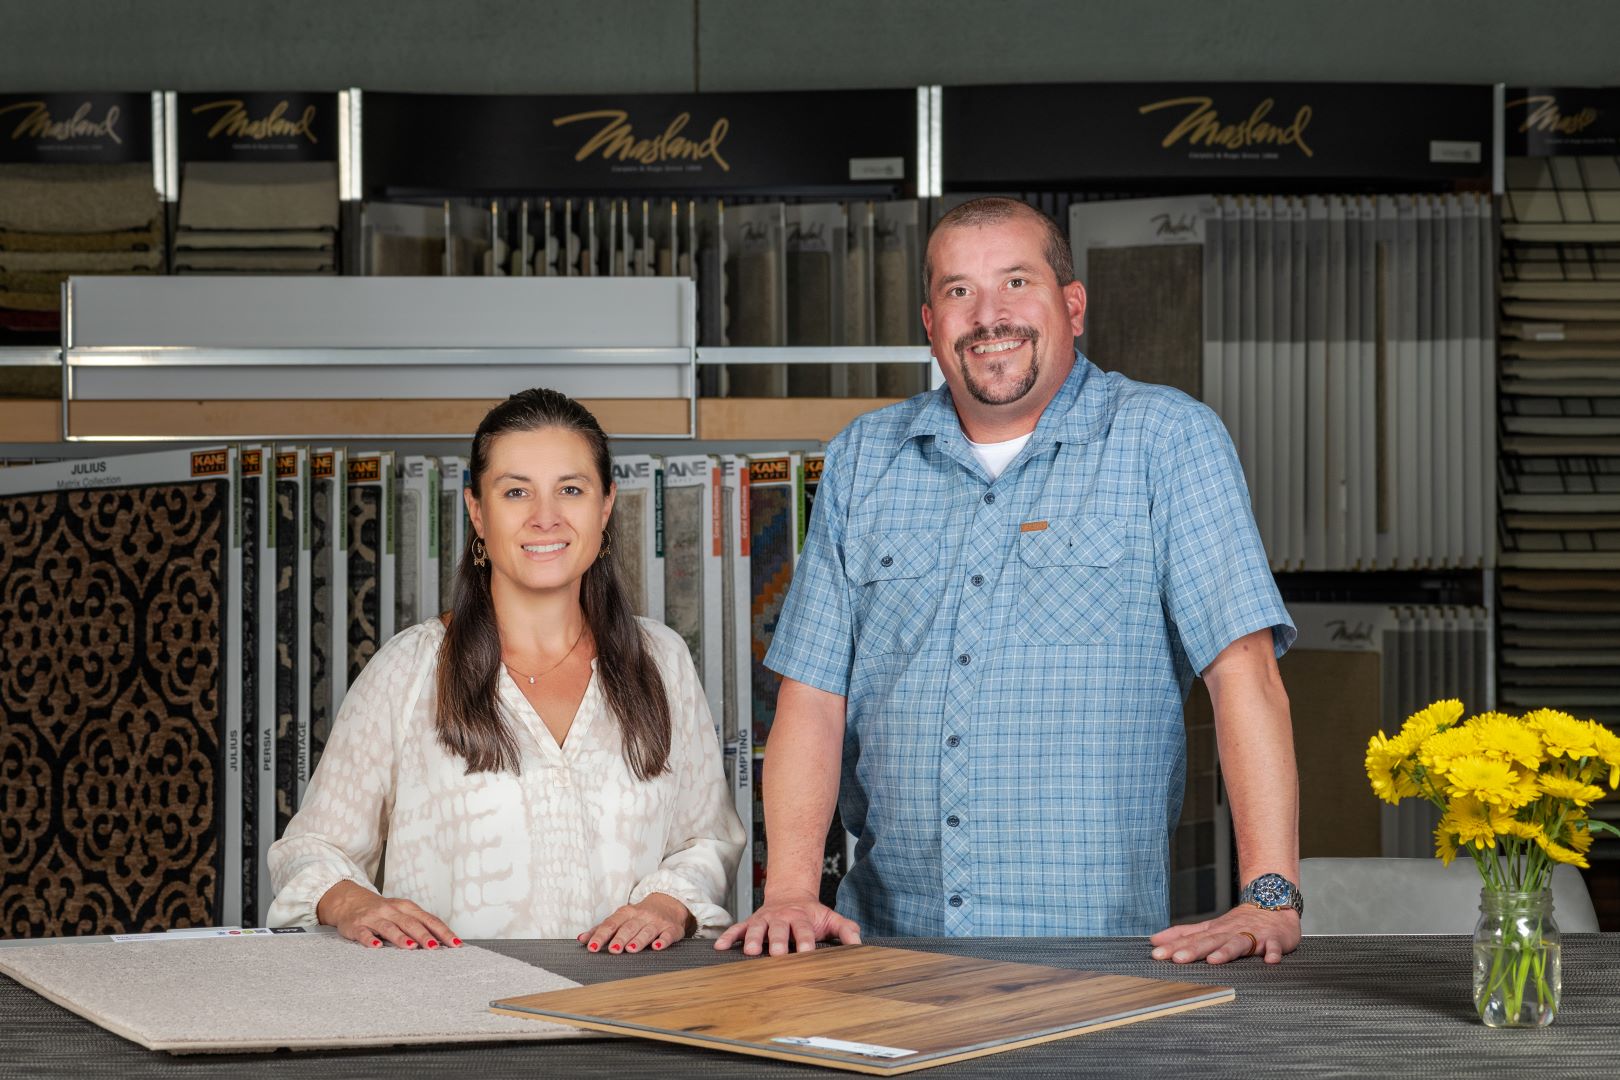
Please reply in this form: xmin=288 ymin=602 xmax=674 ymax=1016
xmin=3 ymin=0 xmax=1618 ymax=93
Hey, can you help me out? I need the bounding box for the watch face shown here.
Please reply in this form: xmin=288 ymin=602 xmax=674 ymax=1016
xmin=1250 ymin=874 xmax=1294 ymax=908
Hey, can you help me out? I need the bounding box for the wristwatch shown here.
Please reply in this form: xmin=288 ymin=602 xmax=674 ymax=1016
xmin=1238 ymin=873 xmax=1304 ymax=918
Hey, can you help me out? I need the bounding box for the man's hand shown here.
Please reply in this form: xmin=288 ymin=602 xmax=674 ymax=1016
xmin=1149 ymin=905 xmax=1300 ymax=965
xmin=714 ymin=889 xmax=862 ymax=955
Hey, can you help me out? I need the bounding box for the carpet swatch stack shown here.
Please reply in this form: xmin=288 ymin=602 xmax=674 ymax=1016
xmin=175 ymin=162 xmax=338 ymax=275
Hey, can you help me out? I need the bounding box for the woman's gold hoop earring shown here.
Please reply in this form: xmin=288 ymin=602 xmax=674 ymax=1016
xmin=472 ymin=536 xmax=488 ymax=567
xmin=598 ymin=530 xmax=612 ymax=561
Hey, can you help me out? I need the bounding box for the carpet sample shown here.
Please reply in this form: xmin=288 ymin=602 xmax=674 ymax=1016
xmin=347 ymin=486 xmax=380 ymax=684
xmin=720 ymin=484 xmax=739 ymax=746
xmin=0 ymin=163 xmax=159 ymax=233
xmin=614 ymin=489 xmax=648 ymax=618
xmin=0 ymin=481 xmax=227 ymax=937
xmin=0 ymin=934 xmax=583 ymax=1052
xmin=0 ymin=249 xmax=162 ymax=273
xmin=308 ymin=477 xmax=334 ymax=778
xmin=238 ymin=473 xmax=260 ymax=927
xmin=273 ymin=481 xmax=300 ymax=839
xmin=178 ymin=162 xmax=339 ymax=232
xmin=171 ymin=250 xmax=334 ymax=273
xmin=1086 ymin=244 xmax=1204 ymax=399
xmin=748 ymin=484 xmax=792 ymax=744
xmin=0 ymin=221 xmax=162 ymax=253
xmin=662 ymin=483 xmax=704 ymax=673
xmin=395 ymin=486 xmax=420 ymax=630
xmin=173 ymin=228 xmax=333 ymax=251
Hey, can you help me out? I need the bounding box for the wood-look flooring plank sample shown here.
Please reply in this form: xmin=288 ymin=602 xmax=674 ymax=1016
xmin=492 ymin=945 xmax=1232 ymax=1074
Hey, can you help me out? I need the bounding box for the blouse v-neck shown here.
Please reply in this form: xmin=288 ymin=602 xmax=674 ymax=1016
xmin=499 ymin=658 xmax=599 ymax=755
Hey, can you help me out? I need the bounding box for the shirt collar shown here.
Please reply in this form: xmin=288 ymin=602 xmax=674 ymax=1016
xmin=902 ymin=349 xmax=1112 ymax=451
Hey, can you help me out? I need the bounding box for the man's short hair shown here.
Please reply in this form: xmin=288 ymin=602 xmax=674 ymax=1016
xmin=923 ymin=197 xmax=1075 ymax=302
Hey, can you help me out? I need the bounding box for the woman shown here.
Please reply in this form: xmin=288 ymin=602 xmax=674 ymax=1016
xmin=268 ymin=389 xmax=744 ymax=954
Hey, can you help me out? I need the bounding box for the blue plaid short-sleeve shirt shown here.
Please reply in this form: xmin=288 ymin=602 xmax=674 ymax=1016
xmin=765 ymin=353 xmax=1295 ymax=937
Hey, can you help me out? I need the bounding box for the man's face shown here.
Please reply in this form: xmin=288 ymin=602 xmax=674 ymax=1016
xmin=921 ymin=215 xmax=1085 ymax=415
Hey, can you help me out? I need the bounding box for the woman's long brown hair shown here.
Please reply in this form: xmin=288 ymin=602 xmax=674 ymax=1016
xmin=436 ymin=387 xmax=671 ymax=779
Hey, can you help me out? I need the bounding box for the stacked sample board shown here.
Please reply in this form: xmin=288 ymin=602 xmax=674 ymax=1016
xmin=1496 ymin=153 xmax=1620 ymax=849
xmin=1072 ymin=193 xmax=1497 ymax=573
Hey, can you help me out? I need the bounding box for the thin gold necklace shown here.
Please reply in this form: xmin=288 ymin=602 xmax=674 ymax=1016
xmin=504 ymin=626 xmax=587 ymax=686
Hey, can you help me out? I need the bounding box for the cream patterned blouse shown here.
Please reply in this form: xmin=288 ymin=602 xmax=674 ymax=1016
xmin=267 ymin=617 xmax=745 ymax=938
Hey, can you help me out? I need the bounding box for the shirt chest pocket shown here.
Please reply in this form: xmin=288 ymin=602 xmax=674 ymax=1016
xmin=847 ymin=528 xmax=941 ymax=657
xmin=1016 ymin=516 xmax=1124 ymax=646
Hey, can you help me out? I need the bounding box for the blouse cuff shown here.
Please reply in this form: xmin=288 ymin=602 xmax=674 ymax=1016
xmin=629 ymin=872 xmax=734 ymax=939
xmin=265 ymin=866 xmax=378 ymax=929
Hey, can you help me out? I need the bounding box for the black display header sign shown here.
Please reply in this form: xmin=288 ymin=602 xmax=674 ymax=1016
xmin=1503 ymin=88 xmax=1620 ymax=156
xmin=177 ymin=92 xmax=338 ymax=162
xmin=362 ymin=89 xmax=915 ymax=195
xmin=0 ymin=92 xmax=152 ymax=164
xmin=943 ymin=83 xmax=1494 ymax=188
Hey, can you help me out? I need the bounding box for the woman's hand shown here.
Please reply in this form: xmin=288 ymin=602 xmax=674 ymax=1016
xmin=316 ymin=879 xmax=462 ymax=951
xmin=577 ymin=893 xmax=696 ymax=954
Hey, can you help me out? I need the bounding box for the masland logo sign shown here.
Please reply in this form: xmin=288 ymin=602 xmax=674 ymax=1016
xmin=1507 ymin=95 xmax=1599 ymax=136
xmin=191 ymin=98 xmax=320 ymax=144
xmin=0 ymin=100 xmax=123 ymax=144
xmin=1139 ymin=95 xmax=1314 ymax=158
xmin=553 ymin=108 xmax=731 ymax=173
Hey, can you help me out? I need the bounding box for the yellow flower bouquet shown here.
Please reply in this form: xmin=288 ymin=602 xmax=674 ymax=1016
xmin=1365 ymin=701 xmax=1620 ymax=1027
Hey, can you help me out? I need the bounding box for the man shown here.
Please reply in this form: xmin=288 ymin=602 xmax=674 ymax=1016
xmin=717 ymin=197 xmax=1300 ymax=965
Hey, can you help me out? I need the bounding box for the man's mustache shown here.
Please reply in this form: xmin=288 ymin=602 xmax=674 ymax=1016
xmin=954 ymin=323 xmax=1040 ymax=356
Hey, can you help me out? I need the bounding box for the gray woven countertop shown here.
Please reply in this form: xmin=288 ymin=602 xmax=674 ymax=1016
xmin=4 ymin=935 xmax=1617 ymax=1078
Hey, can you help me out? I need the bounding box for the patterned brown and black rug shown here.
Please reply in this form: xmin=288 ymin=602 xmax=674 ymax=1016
xmin=0 ymin=481 xmax=227 ymax=937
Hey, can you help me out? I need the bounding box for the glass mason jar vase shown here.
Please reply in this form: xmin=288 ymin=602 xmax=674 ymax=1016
xmin=1473 ymin=888 xmax=1561 ymax=1028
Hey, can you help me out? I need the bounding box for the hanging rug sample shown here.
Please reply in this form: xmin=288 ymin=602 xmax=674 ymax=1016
xmin=0 ymin=481 xmax=227 ymax=937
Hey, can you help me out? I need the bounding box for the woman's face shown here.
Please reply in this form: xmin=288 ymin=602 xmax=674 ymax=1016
xmin=465 ymin=426 xmax=615 ymax=598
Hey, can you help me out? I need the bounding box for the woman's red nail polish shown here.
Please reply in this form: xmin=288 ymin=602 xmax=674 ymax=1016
xmin=425 ymin=940 xmax=438 ymax=949
xmin=451 ymin=938 xmax=462 ymax=947
xmin=609 ymin=944 xmax=622 ymax=953
xmin=370 ymin=939 xmax=381 ymax=948
xmin=627 ymin=944 xmax=637 ymax=952
xmin=404 ymin=939 xmax=416 ymax=948
xmin=652 ymin=941 xmax=664 ymax=951
xmin=588 ymin=942 xmax=599 ymax=952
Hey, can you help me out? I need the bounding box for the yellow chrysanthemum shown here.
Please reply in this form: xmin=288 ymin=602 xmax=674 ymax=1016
xmin=1442 ymin=795 xmax=1497 ymax=850
xmin=1524 ymin=709 xmax=1598 ymax=760
xmin=1539 ymin=773 xmax=1606 ymax=806
xmin=1443 ymin=756 xmax=1523 ymax=809
xmin=1567 ymin=823 xmax=1596 ymax=856
xmin=1534 ymin=832 xmax=1590 ymax=869
xmin=1488 ymin=808 xmax=1545 ymax=843
xmin=1365 ymin=731 xmax=1422 ymax=804
xmin=1434 ymin=822 xmax=1460 ymax=866
xmin=1591 ymin=724 xmax=1620 ymax=789
xmin=1403 ymin=699 xmax=1466 ymax=742
xmin=1466 ymin=712 xmax=1544 ymax=771
xmin=1419 ymin=726 xmax=1482 ymax=775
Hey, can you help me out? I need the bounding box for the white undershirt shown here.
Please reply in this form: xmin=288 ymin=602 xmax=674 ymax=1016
xmin=965 ymin=432 xmax=1033 ymax=481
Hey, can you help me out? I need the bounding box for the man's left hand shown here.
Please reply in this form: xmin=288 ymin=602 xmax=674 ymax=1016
xmin=1149 ymin=906 xmax=1300 ymax=965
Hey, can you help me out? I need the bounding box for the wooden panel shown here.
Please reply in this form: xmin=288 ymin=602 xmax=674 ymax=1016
xmin=0 ymin=400 xmax=60 ymax=442
xmin=698 ymin=397 xmax=900 ymax=442
xmin=62 ymin=398 xmax=690 ymax=439
xmin=492 ymin=945 xmax=1232 ymax=1075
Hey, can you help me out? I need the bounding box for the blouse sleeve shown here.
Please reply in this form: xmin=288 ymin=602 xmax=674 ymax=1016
xmin=265 ymin=625 xmax=434 ymax=927
xmin=627 ymin=626 xmax=746 ymax=937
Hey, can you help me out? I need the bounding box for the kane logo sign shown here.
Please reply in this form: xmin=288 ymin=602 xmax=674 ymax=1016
xmin=347 ymin=457 xmax=382 ymax=483
xmin=241 ymin=449 xmax=263 ymax=476
xmin=191 ymin=450 xmax=230 ymax=477
xmin=749 ymin=459 xmax=791 ymax=484
xmin=1139 ymin=95 xmax=1314 ymax=158
xmin=1507 ymin=95 xmax=1599 ymax=136
xmin=312 ymin=453 xmax=336 ymax=479
xmin=553 ymin=108 xmax=731 ymax=172
xmin=0 ymin=100 xmax=123 ymax=144
xmin=191 ymin=98 xmax=320 ymax=143
xmin=803 ymin=457 xmax=825 ymax=483
xmin=276 ymin=452 xmax=300 ymax=479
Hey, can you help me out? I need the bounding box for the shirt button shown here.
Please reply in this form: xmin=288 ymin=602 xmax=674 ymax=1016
xmin=880 ymin=554 xmax=893 ymax=567
xmin=946 ymin=815 xmax=960 ymax=828
xmin=957 ymin=653 xmax=970 ymax=666
xmin=983 ymin=492 xmax=996 ymax=505
xmin=970 ymin=574 xmax=984 ymax=587
xmin=945 ymin=735 xmax=960 ymax=748
xmin=949 ymin=894 xmax=964 ymax=908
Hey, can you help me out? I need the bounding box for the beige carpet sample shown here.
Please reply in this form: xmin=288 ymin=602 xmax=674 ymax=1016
xmin=0 ymin=932 xmax=588 ymax=1053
